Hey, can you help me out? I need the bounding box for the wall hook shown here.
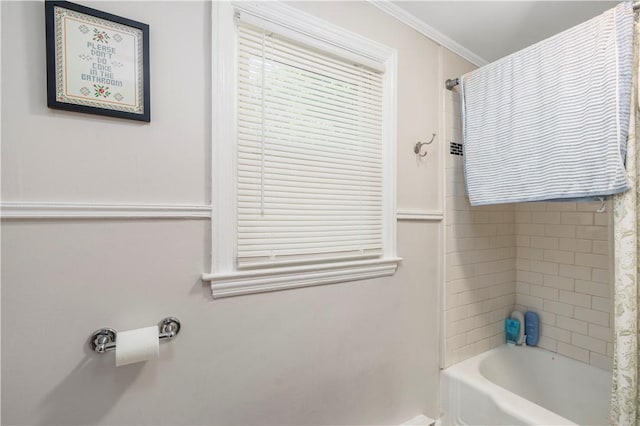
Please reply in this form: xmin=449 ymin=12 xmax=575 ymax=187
xmin=414 ymin=133 xmax=436 ymax=157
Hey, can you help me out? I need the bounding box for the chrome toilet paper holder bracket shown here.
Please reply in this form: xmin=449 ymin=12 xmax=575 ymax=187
xmin=89 ymin=317 xmax=181 ymax=354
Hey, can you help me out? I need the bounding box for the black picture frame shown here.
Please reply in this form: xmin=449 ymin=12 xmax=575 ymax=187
xmin=45 ymin=1 xmax=150 ymax=122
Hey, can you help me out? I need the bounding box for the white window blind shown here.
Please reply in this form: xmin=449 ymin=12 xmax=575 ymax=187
xmin=236 ymin=20 xmax=385 ymax=270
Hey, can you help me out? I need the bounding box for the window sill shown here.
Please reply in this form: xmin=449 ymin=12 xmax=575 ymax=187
xmin=201 ymin=257 xmax=402 ymax=299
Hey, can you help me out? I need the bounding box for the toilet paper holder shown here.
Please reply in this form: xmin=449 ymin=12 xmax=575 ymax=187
xmin=89 ymin=317 xmax=181 ymax=354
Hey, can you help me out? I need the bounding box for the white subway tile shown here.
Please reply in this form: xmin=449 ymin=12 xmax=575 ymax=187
xmin=545 ymin=224 xmax=576 ymax=238
xmin=556 ymin=315 xmax=588 ymax=334
xmin=576 ymin=225 xmax=608 ymax=241
xmin=574 ymin=307 xmax=610 ymax=327
xmin=473 ymin=312 xmax=491 ymax=328
xmin=502 ymin=210 xmax=516 ymax=222
xmin=517 ymin=247 xmax=544 ymax=260
xmin=532 ymin=212 xmax=561 ymax=224
xmin=482 ymin=298 xmax=499 ymax=313
xmin=490 ymin=308 xmax=508 ymax=323
xmin=516 ymin=258 xmax=530 ymax=271
xmin=544 ymin=300 xmax=574 ymax=317
xmin=516 ymin=235 xmax=531 ymax=247
xmin=518 ymin=223 xmax=546 ymax=236
xmin=538 ymin=336 xmax=558 ymax=352
xmin=517 ymin=270 xmax=544 ymax=285
xmin=558 ymin=290 xmax=591 ymax=308
xmin=571 ymin=333 xmax=606 ymax=354
xmin=448 ymin=333 xmax=467 ymax=350
xmin=447 ymin=278 xmax=470 ymax=295
xmin=536 ymin=310 xmax=557 ymax=326
xmin=467 ymin=302 xmax=485 ymax=318
xmin=558 ymin=238 xmax=592 ymax=253
xmin=588 ymin=323 xmax=613 ymax=342
xmin=561 ymin=212 xmax=594 ymax=225
xmin=542 ymin=325 xmax=571 ymax=343
xmin=516 ymin=294 xmax=544 ymax=310
xmin=516 ymin=211 xmax=532 ymax=223
xmin=548 ymin=202 xmax=577 ymax=211
xmin=471 ymin=237 xmax=492 ymax=250
xmin=590 ymin=352 xmax=613 ymax=371
xmin=543 ymin=274 xmax=574 ymax=291
xmin=518 ymin=203 xmax=547 ymax=211
xmin=576 ymin=202 xmax=603 ymax=212
xmin=516 ymin=282 xmax=530 ymax=295
xmin=575 ymin=280 xmax=609 ymax=297
xmin=591 ymin=296 xmax=611 ymax=313
xmin=594 ymin=213 xmax=610 ymax=226
xmin=559 ymin=264 xmax=591 ymax=281
xmin=592 ymin=240 xmax=610 ymax=255
xmin=455 ymin=317 xmax=476 ymax=334
xmin=474 ymin=338 xmax=492 ymax=355
xmin=446 ymin=305 xmax=469 ymax=322
xmin=446 ymin=293 xmax=460 ymax=309
xmin=489 ymin=212 xmax=507 ymax=223
xmin=446 ymin=320 xmax=458 ymax=338
xmin=543 ymin=250 xmax=574 ymax=265
xmin=490 ymin=334 xmax=505 ymax=349
xmin=530 ymin=284 xmax=559 ymax=301
xmin=591 ymin=268 xmax=611 ymax=284
xmin=453 ymin=344 xmax=476 ymax=364
xmin=575 ymin=253 xmax=609 ymax=269
xmin=489 ymin=282 xmax=513 ymax=298
xmin=530 ymin=260 xmax=559 ymax=275
xmin=557 ymin=342 xmax=590 ymax=363
xmin=472 ymin=212 xmax=491 ymax=224
xmin=447 ymin=252 xmax=469 ymax=267
xmin=530 ymin=236 xmax=559 ymax=250
xmin=490 ymin=235 xmax=514 ymax=248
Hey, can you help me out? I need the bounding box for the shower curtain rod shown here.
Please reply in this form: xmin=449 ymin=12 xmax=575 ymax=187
xmin=445 ymin=2 xmax=640 ymax=91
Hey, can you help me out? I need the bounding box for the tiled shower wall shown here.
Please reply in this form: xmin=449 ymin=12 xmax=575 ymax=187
xmin=514 ymin=201 xmax=614 ymax=370
xmin=444 ymin=89 xmax=614 ymax=370
xmin=444 ymin=90 xmax=516 ymax=367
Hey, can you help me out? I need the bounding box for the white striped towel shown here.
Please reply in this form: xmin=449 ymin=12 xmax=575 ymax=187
xmin=461 ymin=2 xmax=634 ymax=206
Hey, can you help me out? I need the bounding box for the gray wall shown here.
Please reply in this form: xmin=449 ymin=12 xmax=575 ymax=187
xmin=1 ymin=1 xmax=455 ymax=424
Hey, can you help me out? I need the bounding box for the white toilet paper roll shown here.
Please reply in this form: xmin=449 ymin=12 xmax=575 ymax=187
xmin=115 ymin=326 xmax=159 ymax=367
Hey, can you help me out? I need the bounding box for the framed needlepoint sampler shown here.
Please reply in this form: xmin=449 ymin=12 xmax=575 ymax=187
xmin=45 ymin=1 xmax=150 ymax=122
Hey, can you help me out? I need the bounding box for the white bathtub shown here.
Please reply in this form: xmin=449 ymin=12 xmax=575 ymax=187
xmin=440 ymin=345 xmax=611 ymax=425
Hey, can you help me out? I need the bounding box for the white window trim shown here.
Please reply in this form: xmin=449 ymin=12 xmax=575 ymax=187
xmin=203 ymin=1 xmax=399 ymax=299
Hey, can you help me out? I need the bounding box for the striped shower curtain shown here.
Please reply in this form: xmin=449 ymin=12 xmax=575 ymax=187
xmin=612 ymin=13 xmax=640 ymax=426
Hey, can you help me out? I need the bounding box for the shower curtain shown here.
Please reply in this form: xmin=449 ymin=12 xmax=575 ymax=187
xmin=612 ymin=14 xmax=640 ymax=426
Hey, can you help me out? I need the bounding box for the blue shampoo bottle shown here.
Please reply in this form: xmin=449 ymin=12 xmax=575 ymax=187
xmin=525 ymin=311 xmax=539 ymax=346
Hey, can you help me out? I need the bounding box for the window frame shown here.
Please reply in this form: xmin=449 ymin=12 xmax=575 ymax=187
xmin=203 ymin=1 xmax=399 ymax=298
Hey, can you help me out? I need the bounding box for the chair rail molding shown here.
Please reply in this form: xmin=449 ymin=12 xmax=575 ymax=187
xmin=1 ymin=202 xmax=212 ymax=219
xmin=1 ymin=203 xmax=442 ymax=221
xmin=396 ymin=209 xmax=444 ymax=221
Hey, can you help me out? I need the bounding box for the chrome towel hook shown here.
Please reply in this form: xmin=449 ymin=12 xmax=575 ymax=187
xmin=414 ymin=133 xmax=436 ymax=157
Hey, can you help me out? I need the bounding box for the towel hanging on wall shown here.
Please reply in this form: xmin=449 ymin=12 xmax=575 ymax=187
xmin=461 ymin=1 xmax=634 ymax=206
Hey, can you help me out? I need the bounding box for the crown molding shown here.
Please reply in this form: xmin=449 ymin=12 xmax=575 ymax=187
xmin=368 ymin=0 xmax=488 ymax=67
xmin=1 ymin=202 xmax=212 ymax=219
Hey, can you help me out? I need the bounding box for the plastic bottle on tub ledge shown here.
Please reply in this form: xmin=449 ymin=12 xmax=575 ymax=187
xmin=510 ymin=310 xmax=525 ymax=345
xmin=525 ymin=311 xmax=540 ymax=346
xmin=505 ymin=317 xmax=520 ymax=345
